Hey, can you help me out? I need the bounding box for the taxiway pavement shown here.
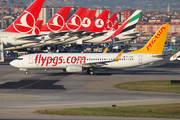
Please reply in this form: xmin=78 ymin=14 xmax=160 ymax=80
xmin=0 ymin=56 xmax=180 ymax=120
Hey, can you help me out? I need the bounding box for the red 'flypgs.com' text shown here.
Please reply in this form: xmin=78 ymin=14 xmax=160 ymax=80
xmin=34 ymin=55 xmax=86 ymax=66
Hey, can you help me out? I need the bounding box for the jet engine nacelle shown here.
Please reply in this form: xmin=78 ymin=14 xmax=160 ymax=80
xmin=66 ymin=65 xmax=82 ymax=73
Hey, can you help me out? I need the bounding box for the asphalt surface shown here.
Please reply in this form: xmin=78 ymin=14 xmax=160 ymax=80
xmin=0 ymin=54 xmax=180 ymax=120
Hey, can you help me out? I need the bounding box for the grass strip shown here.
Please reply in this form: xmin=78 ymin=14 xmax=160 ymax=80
xmin=35 ymin=103 xmax=180 ymax=118
xmin=115 ymin=80 xmax=180 ymax=93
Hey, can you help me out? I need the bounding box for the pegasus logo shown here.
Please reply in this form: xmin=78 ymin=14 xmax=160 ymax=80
xmin=95 ymin=19 xmax=104 ymax=28
xmin=146 ymin=26 xmax=166 ymax=51
xmin=81 ymin=17 xmax=91 ymax=28
xmin=66 ymin=14 xmax=81 ymax=31
xmin=13 ymin=11 xmax=35 ymax=33
xmin=47 ymin=14 xmax=64 ymax=31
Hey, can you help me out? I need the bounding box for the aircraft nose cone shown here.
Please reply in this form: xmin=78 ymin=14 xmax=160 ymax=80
xmin=10 ymin=60 xmax=16 ymax=67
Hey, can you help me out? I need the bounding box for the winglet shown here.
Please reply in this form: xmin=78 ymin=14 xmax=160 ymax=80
xmin=103 ymin=47 xmax=109 ymax=53
xmin=114 ymin=50 xmax=123 ymax=61
xmin=129 ymin=24 xmax=169 ymax=54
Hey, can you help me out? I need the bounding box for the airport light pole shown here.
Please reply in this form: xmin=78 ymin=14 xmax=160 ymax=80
xmin=9 ymin=0 xmax=15 ymax=24
xmin=0 ymin=0 xmax=6 ymax=29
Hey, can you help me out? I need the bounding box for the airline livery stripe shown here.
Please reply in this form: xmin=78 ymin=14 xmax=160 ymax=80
xmin=124 ymin=19 xmax=139 ymax=28
xmin=120 ymin=24 xmax=137 ymax=34
xmin=128 ymin=12 xmax=141 ymax=24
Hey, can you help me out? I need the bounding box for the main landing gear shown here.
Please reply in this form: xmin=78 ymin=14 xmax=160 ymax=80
xmin=25 ymin=71 xmax=28 ymax=75
xmin=87 ymin=68 xmax=94 ymax=75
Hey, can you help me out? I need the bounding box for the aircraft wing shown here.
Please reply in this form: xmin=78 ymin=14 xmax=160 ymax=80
xmin=123 ymin=32 xmax=141 ymax=37
xmin=81 ymin=50 xmax=123 ymax=68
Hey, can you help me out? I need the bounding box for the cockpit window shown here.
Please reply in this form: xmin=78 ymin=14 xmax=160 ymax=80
xmin=17 ymin=58 xmax=23 ymax=60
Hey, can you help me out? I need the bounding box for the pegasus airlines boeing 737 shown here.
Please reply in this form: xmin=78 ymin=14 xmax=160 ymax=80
xmin=10 ymin=24 xmax=169 ymax=75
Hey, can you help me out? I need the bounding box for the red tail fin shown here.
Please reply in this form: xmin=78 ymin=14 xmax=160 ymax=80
xmin=110 ymin=22 xmax=119 ymax=31
xmin=61 ymin=8 xmax=88 ymax=31
xmin=104 ymin=13 xmax=117 ymax=30
xmin=4 ymin=0 xmax=45 ymax=33
xmin=31 ymin=20 xmax=43 ymax=35
xmin=41 ymin=7 xmax=71 ymax=32
xmin=79 ymin=10 xmax=96 ymax=30
xmin=88 ymin=10 xmax=110 ymax=32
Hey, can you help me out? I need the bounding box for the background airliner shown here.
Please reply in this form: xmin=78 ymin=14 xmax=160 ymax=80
xmin=1 ymin=0 xmax=45 ymax=50
xmin=10 ymin=24 xmax=169 ymax=75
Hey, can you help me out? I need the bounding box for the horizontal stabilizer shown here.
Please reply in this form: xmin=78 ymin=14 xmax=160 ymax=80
xmin=68 ymin=30 xmax=86 ymax=37
xmin=91 ymin=32 xmax=107 ymax=38
xmin=152 ymin=54 xmax=170 ymax=58
xmin=77 ymin=32 xmax=94 ymax=37
xmin=123 ymin=33 xmax=140 ymax=36
xmin=15 ymin=35 xmax=43 ymax=40
xmin=49 ymin=31 xmax=69 ymax=38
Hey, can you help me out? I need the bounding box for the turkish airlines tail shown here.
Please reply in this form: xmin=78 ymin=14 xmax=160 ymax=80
xmin=41 ymin=7 xmax=71 ymax=32
xmin=61 ymin=8 xmax=88 ymax=31
xmin=129 ymin=24 xmax=169 ymax=54
xmin=110 ymin=22 xmax=119 ymax=31
xmin=104 ymin=13 xmax=117 ymax=30
xmin=31 ymin=20 xmax=43 ymax=35
xmin=79 ymin=10 xmax=97 ymax=31
xmin=88 ymin=10 xmax=110 ymax=32
xmin=4 ymin=0 xmax=45 ymax=33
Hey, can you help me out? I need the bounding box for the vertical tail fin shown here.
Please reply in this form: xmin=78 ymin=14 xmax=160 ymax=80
xmin=129 ymin=24 xmax=169 ymax=54
xmin=101 ymin=10 xmax=141 ymax=42
xmin=79 ymin=10 xmax=97 ymax=30
xmin=61 ymin=8 xmax=88 ymax=31
xmin=31 ymin=20 xmax=43 ymax=35
xmin=88 ymin=10 xmax=110 ymax=32
xmin=104 ymin=13 xmax=117 ymax=30
xmin=110 ymin=22 xmax=119 ymax=31
xmin=41 ymin=7 xmax=71 ymax=32
xmin=4 ymin=0 xmax=45 ymax=33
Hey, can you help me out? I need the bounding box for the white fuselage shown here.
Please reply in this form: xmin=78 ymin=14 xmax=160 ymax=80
xmin=10 ymin=53 xmax=163 ymax=71
xmin=0 ymin=32 xmax=41 ymax=49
